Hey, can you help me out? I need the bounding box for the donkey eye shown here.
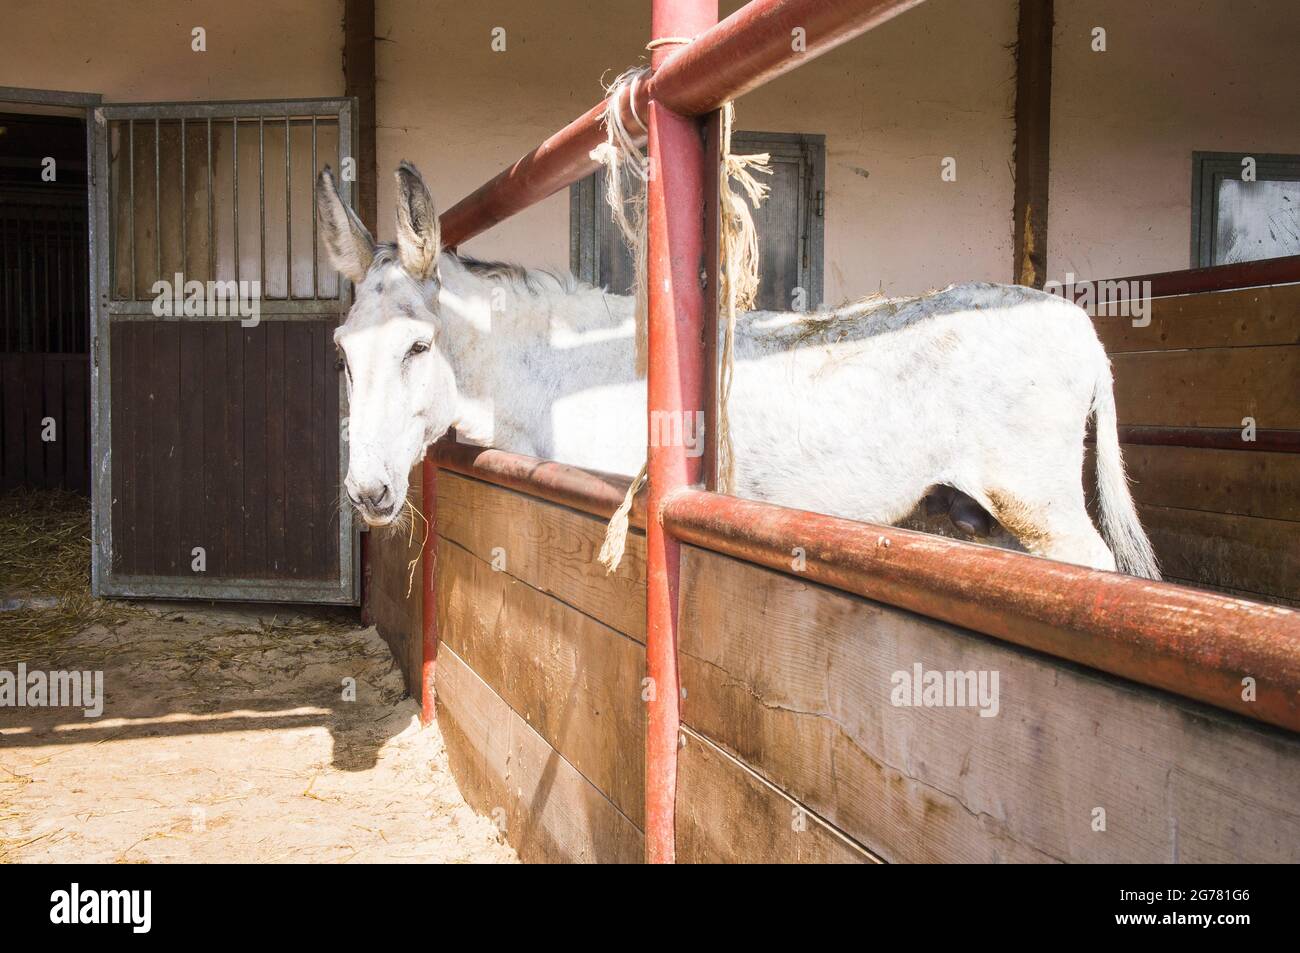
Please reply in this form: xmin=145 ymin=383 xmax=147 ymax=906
xmin=408 ymin=341 xmax=430 ymax=356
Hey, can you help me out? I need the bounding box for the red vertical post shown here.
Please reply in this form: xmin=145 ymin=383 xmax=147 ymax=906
xmin=645 ymin=0 xmax=718 ymax=865
xmin=419 ymin=453 xmax=438 ymax=726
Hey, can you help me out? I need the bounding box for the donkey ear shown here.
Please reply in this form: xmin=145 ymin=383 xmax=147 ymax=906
xmin=316 ymin=165 xmax=374 ymax=284
xmin=394 ymin=161 xmax=440 ymax=281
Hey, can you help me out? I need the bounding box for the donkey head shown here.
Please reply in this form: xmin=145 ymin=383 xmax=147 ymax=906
xmin=317 ymin=161 xmax=456 ymax=526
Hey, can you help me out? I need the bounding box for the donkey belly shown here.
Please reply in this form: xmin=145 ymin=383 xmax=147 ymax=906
xmin=726 ymin=345 xmax=947 ymax=524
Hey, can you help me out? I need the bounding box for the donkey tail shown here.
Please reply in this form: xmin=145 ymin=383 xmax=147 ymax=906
xmin=1091 ymin=363 xmax=1161 ymax=579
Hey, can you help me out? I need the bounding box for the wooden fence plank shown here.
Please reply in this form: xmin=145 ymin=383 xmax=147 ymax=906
xmin=366 ymin=462 xmax=425 ymax=698
xmin=1085 ymin=444 xmax=1300 ymax=523
xmin=1111 ymin=346 xmax=1299 ymax=429
xmin=437 ymin=471 xmax=646 ymax=641
xmin=677 ymin=726 xmax=880 ymax=864
xmin=437 ymin=536 xmax=646 ymax=827
xmin=436 ymin=643 xmax=644 ymax=864
xmin=1138 ymin=504 xmax=1300 ymax=602
xmin=1095 ymin=284 xmax=1300 ymax=353
xmin=677 ymin=545 xmax=1300 ymax=864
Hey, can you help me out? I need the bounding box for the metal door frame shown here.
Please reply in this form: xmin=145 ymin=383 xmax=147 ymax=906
xmin=89 ymin=98 xmax=359 ymax=603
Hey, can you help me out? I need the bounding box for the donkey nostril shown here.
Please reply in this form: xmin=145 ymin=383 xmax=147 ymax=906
xmin=359 ymin=483 xmax=392 ymax=509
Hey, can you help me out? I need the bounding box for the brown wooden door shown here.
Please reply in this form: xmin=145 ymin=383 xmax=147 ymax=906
xmin=90 ymin=100 xmax=358 ymax=604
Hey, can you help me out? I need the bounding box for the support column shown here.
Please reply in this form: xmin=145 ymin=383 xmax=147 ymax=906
xmin=1011 ymin=0 xmax=1054 ymax=288
xmin=644 ymin=0 xmax=719 ymax=865
xmin=344 ymin=0 xmax=378 ymax=622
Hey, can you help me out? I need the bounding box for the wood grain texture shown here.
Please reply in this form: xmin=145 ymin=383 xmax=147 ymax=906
xmin=1094 ymin=285 xmax=1300 ymax=353
xmin=437 ymin=471 xmax=646 ymax=641
xmin=1011 ymin=0 xmax=1052 ymax=288
xmin=436 ymin=643 xmax=644 ymax=863
xmin=108 ymin=320 xmax=339 ymax=581
xmin=436 ymin=536 xmax=646 ymax=826
xmin=677 ymin=726 xmax=879 ymax=864
xmin=677 ymin=545 xmax=1300 ymax=864
xmin=1085 ymin=444 xmax=1300 ymax=523
xmin=366 ymin=462 xmax=425 ymax=697
xmin=1137 ymin=503 xmax=1300 ymax=602
xmin=1111 ymin=346 xmax=1299 ymax=429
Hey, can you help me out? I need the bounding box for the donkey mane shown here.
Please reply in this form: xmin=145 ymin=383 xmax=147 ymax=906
xmin=364 ymin=241 xmax=584 ymax=298
xmin=726 ymin=283 xmax=1066 ymax=362
xmin=456 ymin=254 xmax=582 ymax=295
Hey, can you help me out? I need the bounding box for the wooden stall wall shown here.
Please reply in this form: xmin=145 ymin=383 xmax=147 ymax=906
xmin=675 ymin=545 xmax=1300 ymax=864
xmin=0 ymin=353 xmax=89 ymax=492
xmin=365 ymin=462 xmax=424 ymax=697
xmin=432 ymin=471 xmax=647 ymax=863
xmin=1090 ymin=283 xmax=1300 ymax=605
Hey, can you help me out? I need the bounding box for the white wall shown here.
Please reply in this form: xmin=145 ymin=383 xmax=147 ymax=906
xmin=1049 ymin=0 xmax=1300 ymax=281
xmin=376 ymin=0 xmax=1019 ymax=302
xmin=0 ymin=1 xmax=344 ymax=102
xmin=4 ymin=0 xmax=1294 ymax=293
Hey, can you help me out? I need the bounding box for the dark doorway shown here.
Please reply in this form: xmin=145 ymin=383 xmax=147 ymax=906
xmin=0 ymin=111 xmax=91 ymax=492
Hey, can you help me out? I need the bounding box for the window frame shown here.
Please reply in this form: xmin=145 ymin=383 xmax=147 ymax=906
xmin=1190 ymin=150 xmax=1300 ymax=267
xmin=570 ymin=130 xmax=826 ymax=310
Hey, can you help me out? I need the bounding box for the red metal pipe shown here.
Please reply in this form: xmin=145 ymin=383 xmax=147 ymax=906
xmin=419 ymin=453 xmax=438 ymax=726
xmin=438 ymin=0 xmax=925 ymax=249
xmin=1065 ymin=254 xmax=1300 ymax=303
xmin=428 ymin=439 xmax=645 ymax=527
xmin=662 ymin=488 xmax=1300 ymax=734
xmin=439 ymin=97 xmax=644 ymax=251
xmin=644 ymin=0 xmax=718 ymax=865
xmin=647 ymin=0 xmax=925 ymax=116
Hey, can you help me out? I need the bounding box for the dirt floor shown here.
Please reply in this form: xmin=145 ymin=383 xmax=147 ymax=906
xmin=0 ymin=486 xmax=517 ymax=868
xmin=0 ymin=604 xmax=516 ymax=863
xmin=0 ymin=490 xmax=515 ymax=864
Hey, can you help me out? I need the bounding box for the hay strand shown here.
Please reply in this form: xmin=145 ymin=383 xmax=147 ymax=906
xmin=403 ymin=498 xmax=430 ymax=599
xmin=0 ymin=488 xmax=148 ymax=655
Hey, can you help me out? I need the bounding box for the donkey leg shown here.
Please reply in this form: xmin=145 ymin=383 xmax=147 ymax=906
xmin=979 ymin=485 xmax=1117 ymax=572
xmin=1035 ymin=515 xmax=1117 ymax=572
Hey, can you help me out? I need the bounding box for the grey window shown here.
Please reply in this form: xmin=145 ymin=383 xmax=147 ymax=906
xmin=1191 ymin=151 xmax=1300 ymax=267
xmin=570 ymin=131 xmax=825 ymax=311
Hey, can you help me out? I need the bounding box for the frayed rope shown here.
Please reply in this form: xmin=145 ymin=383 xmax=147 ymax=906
xmin=716 ymin=100 xmax=771 ymax=495
xmin=592 ymin=83 xmax=769 ymax=571
xmin=589 ymin=67 xmax=651 ymax=378
xmin=597 ymin=464 xmax=647 ymax=574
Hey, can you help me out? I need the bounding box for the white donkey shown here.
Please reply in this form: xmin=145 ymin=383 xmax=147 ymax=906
xmin=318 ymin=162 xmax=1159 ymax=578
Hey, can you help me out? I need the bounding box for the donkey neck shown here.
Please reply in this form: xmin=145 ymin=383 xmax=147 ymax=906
xmin=433 ymin=253 xmax=639 ymax=448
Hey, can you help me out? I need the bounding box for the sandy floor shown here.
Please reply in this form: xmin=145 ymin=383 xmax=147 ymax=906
xmin=0 ymin=604 xmax=516 ymax=864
